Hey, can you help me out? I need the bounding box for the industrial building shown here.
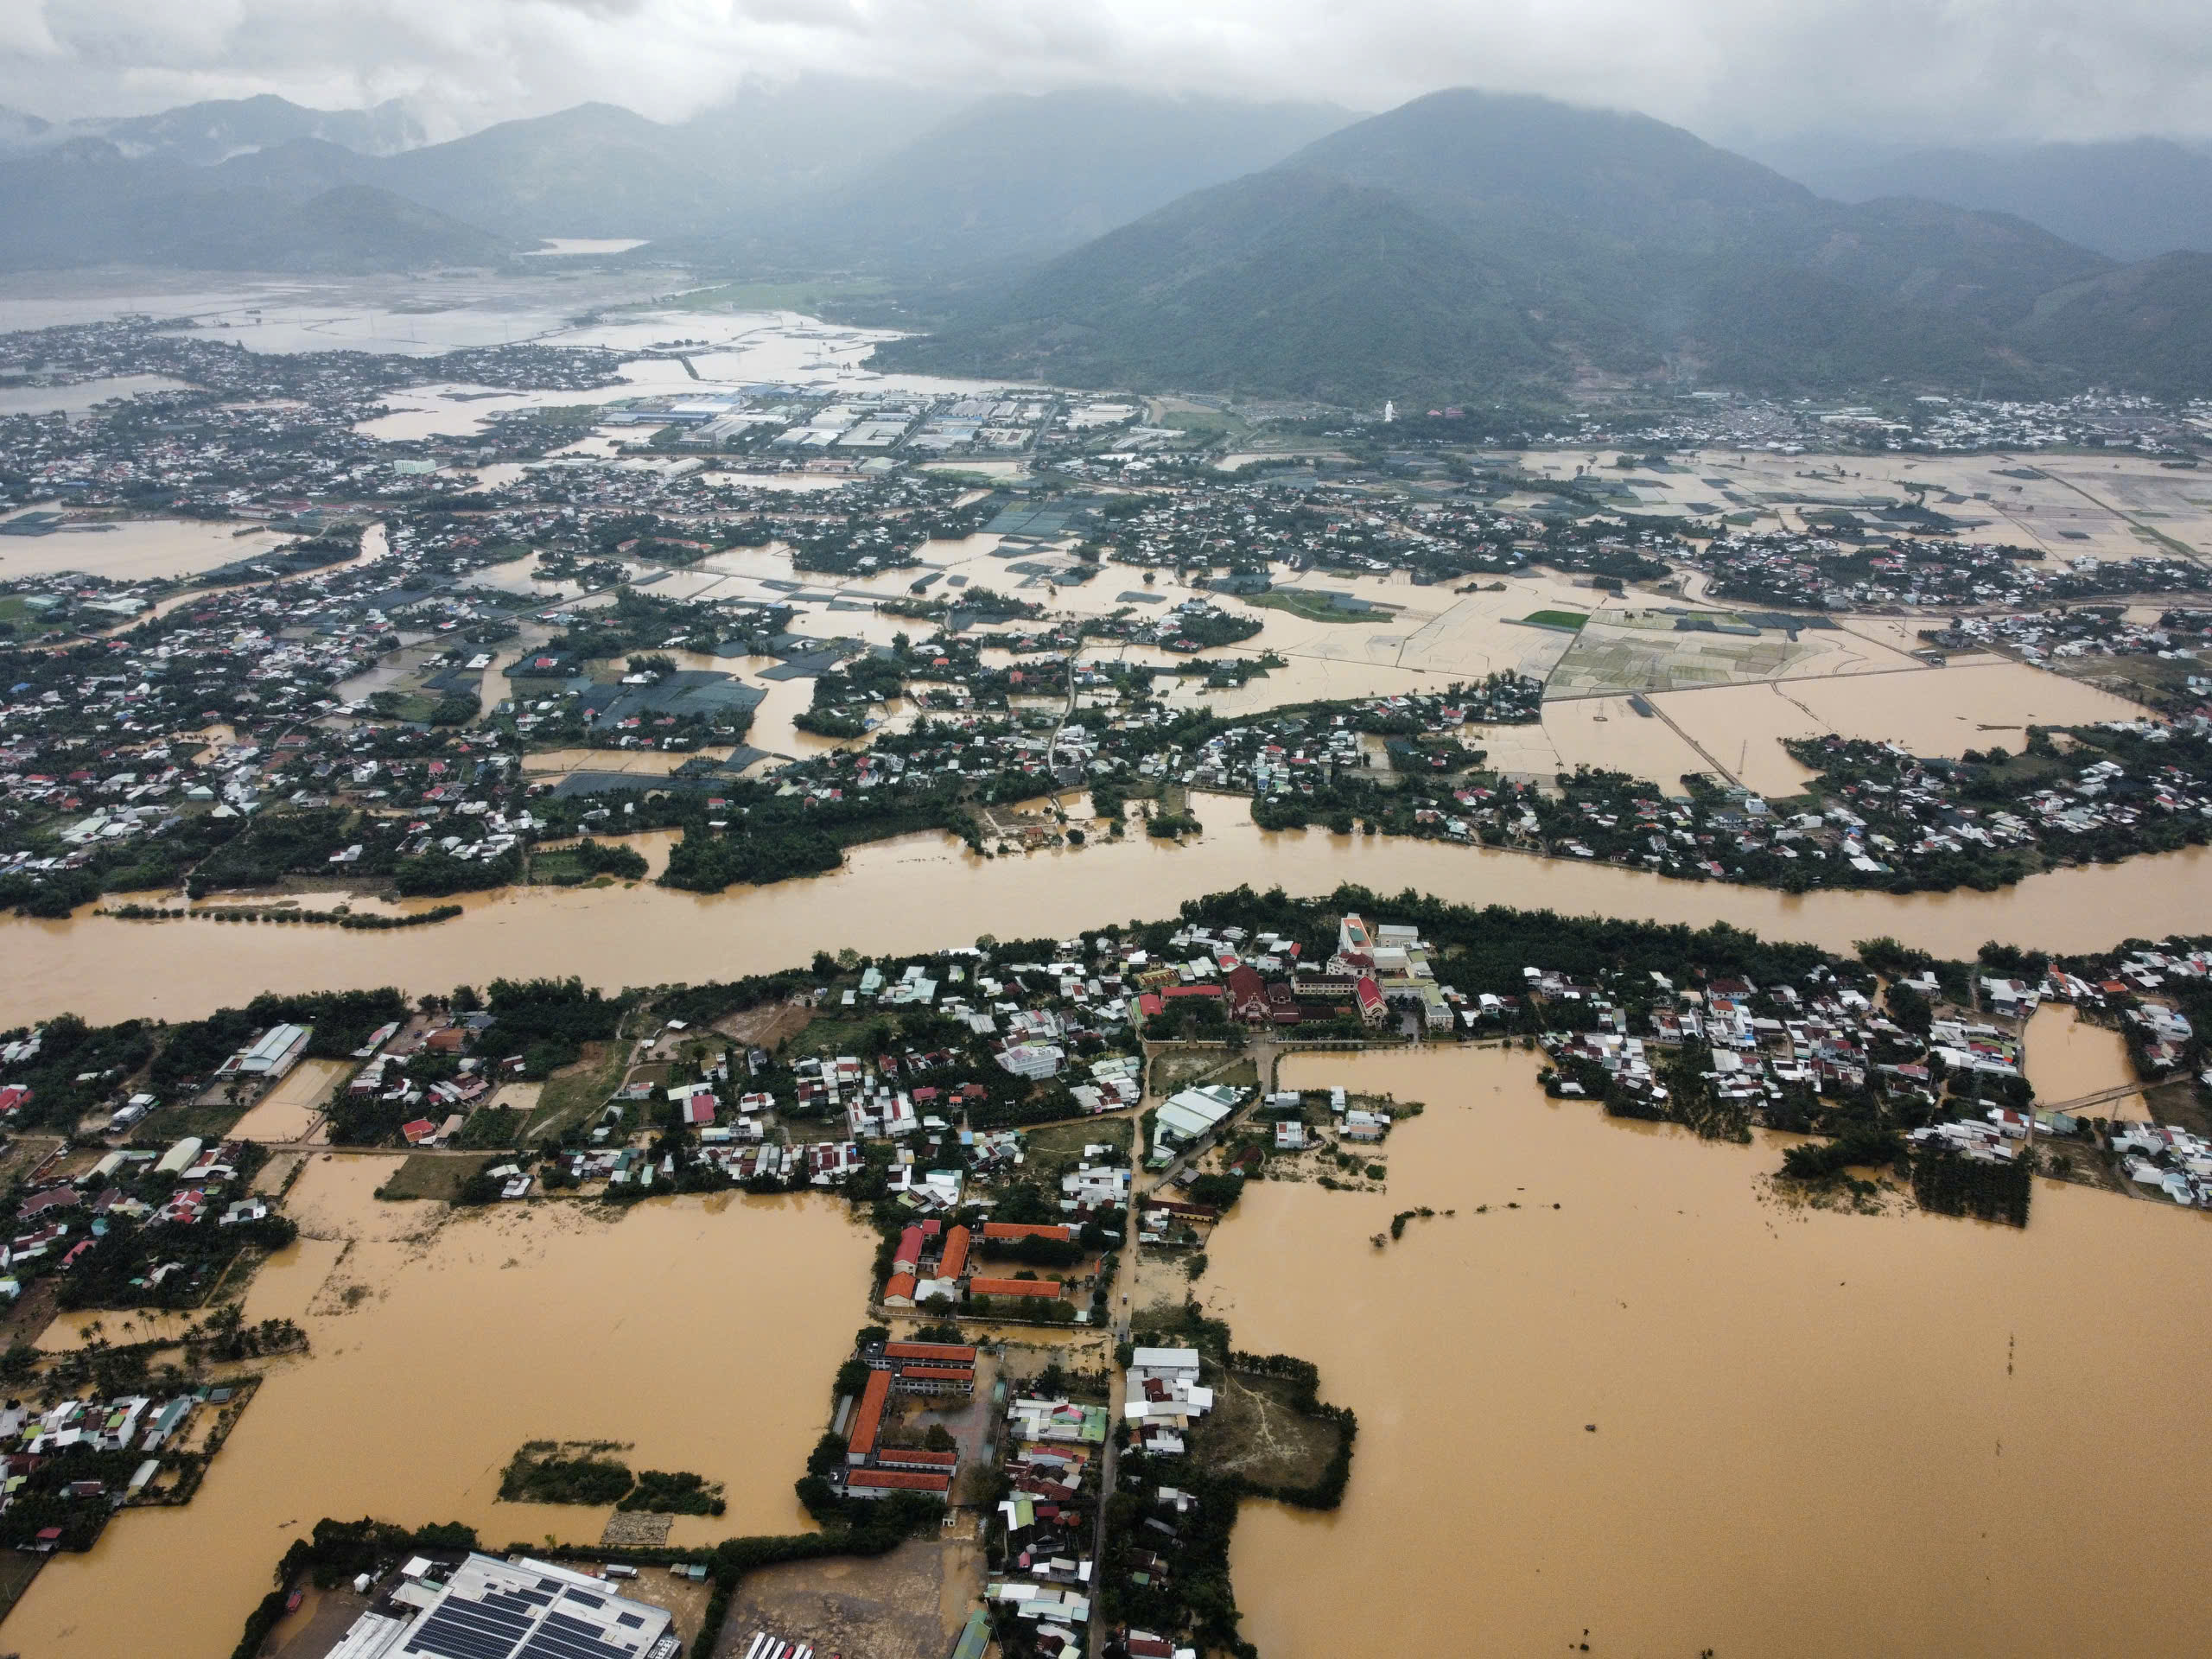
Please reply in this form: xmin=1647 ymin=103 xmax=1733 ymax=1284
xmin=322 ymin=1552 xmax=677 ymax=1659
xmin=219 ymin=1022 xmax=312 ymax=1083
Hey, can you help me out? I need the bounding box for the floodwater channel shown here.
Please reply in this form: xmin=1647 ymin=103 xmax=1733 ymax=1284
xmin=10 ymin=818 xmax=2212 ymax=1027
xmin=3 ymin=1156 xmax=874 ymax=1658
xmin=1211 ymin=1048 xmax=2212 ymax=1657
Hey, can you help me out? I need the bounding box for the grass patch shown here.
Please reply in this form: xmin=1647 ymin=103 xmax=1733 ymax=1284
xmin=381 ymin=692 xmax=443 ymax=723
xmin=149 ymin=1091 xmax=257 ymax=1143
xmin=1516 ymin=609 xmax=1590 ymax=632
xmin=1210 ymin=1059 xmax=1261 ymax=1090
xmin=524 ymin=1039 xmax=627 ymax=1141
xmin=785 ymin=1015 xmax=897 ymax=1062
xmin=1150 ymin=1050 xmax=1237 ymax=1096
xmin=1244 ymin=590 xmax=1373 ymax=624
xmin=1020 ymin=1116 xmax=1134 ymax=1183
xmin=457 ymin=1108 xmax=526 ymax=1149
xmin=1195 ymin=1370 xmax=1344 ymax=1490
xmin=378 ymin=1154 xmax=490 ymax=1203
xmin=1157 ymin=409 xmax=1248 ymax=440
xmin=526 ymin=849 xmax=589 ymax=885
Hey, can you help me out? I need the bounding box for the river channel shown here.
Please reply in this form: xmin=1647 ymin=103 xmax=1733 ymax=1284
xmin=1210 ymin=1048 xmax=2212 ymax=1657
xmin=3 ymin=1155 xmax=873 ymax=1657
xmin=8 ymin=818 xmax=2210 ymax=1027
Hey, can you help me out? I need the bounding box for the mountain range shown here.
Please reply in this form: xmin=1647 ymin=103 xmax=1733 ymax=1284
xmin=1754 ymin=136 xmax=2212 ymax=263
xmin=0 ymin=85 xmax=1344 ymax=269
xmin=878 ymin=91 xmax=2212 ymax=402
xmin=2 ymin=85 xmax=2209 ymax=401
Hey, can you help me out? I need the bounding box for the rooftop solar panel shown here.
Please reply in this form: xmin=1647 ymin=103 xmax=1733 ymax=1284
xmin=406 ymin=1605 xmax=514 ymax=1659
xmin=516 ymin=1629 xmax=628 ymax=1659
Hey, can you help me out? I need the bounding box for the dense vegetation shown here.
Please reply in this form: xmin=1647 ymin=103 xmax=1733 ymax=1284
xmin=1911 ymin=1147 xmax=2034 ymax=1226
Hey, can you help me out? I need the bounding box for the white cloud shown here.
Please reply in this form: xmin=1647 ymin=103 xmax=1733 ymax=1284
xmin=3 ymin=0 xmax=2210 ymax=147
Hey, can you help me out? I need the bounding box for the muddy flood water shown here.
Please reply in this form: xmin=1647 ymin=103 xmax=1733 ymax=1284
xmin=1208 ymin=1048 xmax=2212 ymax=1657
xmin=2024 ymin=1003 xmax=2143 ymax=1116
xmin=4 ymin=1157 xmax=873 ymax=1658
xmin=8 ymin=821 xmax=2212 ymax=1027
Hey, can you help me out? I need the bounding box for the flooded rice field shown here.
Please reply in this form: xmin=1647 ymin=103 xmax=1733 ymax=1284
xmin=0 ymin=516 xmax=290 ymax=583
xmin=226 ymin=1058 xmax=350 ymax=1143
xmin=1211 ymin=1048 xmax=2212 ymax=1658
xmin=4 ymin=1157 xmax=874 ymax=1658
xmin=5 ymin=818 xmax=2211 ymax=1027
xmin=1646 ymin=662 xmax=2149 ymax=798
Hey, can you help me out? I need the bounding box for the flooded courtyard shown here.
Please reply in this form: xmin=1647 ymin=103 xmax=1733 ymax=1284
xmin=1210 ymin=1048 xmax=2212 ymax=1657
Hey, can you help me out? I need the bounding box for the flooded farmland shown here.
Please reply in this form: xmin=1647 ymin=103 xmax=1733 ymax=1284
xmin=226 ymin=1058 xmax=348 ymax=1142
xmin=7 ymin=818 xmax=2212 ymax=1027
xmin=1211 ymin=1048 xmax=2212 ymax=1658
xmin=3 ymin=1156 xmax=874 ymax=1658
xmin=1645 ymin=661 xmax=2151 ymax=798
xmin=0 ymin=516 xmax=289 ymax=583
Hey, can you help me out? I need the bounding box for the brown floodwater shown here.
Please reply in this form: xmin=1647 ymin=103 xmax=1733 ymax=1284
xmin=8 ymin=823 xmax=2212 ymax=1027
xmin=3 ymin=1155 xmax=873 ymax=1658
xmin=1211 ymin=1048 xmax=2212 ymax=1658
xmin=2024 ymin=1004 xmax=2143 ymax=1116
xmin=1648 ymin=663 xmax=2150 ymax=798
xmin=17 ymin=814 xmax=2212 ymax=1026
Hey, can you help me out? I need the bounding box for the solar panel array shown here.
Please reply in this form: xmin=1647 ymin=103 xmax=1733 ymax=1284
xmin=404 ymin=1584 xmax=542 ymax=1659
xmin=403 ymin=1574 xmax=655 ymax=1659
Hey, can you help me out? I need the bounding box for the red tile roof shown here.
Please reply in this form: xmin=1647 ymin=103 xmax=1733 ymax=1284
xmin=885 ymin=1341 xmax=978 ymax=1364
xmin=893 ymin=1224 xmax=925 ymax=1271
xmin=983 ymin=1222 xmax=1071 ymax=1243
xmin=849 ymin=1368 xmax=892 ymax=1459
xmin=937 ymin=1224 xmax=970 ymax=1281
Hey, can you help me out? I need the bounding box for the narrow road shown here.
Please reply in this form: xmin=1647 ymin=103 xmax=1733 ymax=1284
xmin=1087 ymin=1089 xmax=1150 ymax=1658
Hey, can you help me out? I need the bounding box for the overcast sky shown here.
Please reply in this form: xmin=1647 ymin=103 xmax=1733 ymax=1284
xmin=5 ymin=0 xmax=2211 ymax=149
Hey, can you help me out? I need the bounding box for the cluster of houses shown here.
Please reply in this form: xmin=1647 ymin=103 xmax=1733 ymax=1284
xmin=1532 ymin=930 xmax=2212 ymax=1208
xmin=1542 ymin=963 xmax=1978 ymax=1113
xmin=0 ymin=1388 xmax=207 ymax=1544
xmin=3 ymin=1135 xmax=262 ymax=1294
xmin=987 ymin=1389 xmax=1109 ymax=1659
xmin=1122 ymin=1347 xmax=1213 ymax=1458
xmin=2112 ymin=1122 xmax=2212 ymax=1206
xmin=1695 ymin=524 xmax=2212 ymax=616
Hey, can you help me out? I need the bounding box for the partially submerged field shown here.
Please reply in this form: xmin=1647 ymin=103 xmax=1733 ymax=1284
xmin=3 ymin=1156 xmax=874 ymax=1658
